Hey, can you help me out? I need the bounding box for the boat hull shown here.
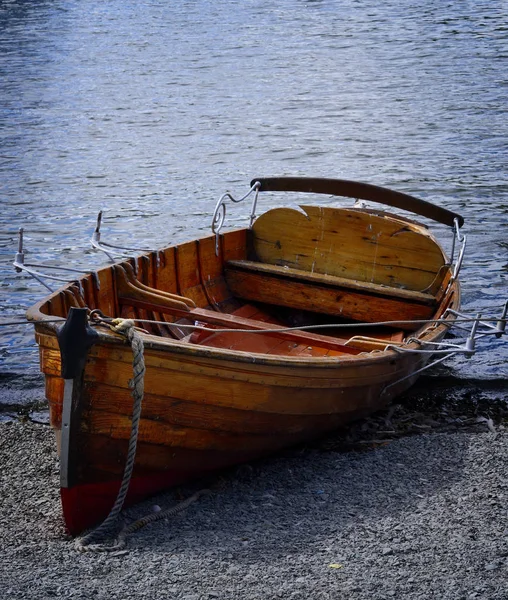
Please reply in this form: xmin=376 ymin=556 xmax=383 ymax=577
xmin=36 ymin=319 xmax=450 ymax=535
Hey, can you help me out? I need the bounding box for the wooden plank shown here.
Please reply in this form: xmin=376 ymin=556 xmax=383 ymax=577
xmin=197 ymin=235 xmax=235 ymax=310
xmin=186 ymin=303 xmax=277 ymax=345
xmin=81 ymin=274 xmax=97 ymax=311
xmin=78 ymin=434 xmax=256 ymax=478
xmin=85 ymin=409 xmax=303 ymax=452
xmin=41 ymin=348 xmax=61 ymax=376
xmin=46 ymin=292 xmax=65 ymax=318
xmin=132 ymin=256 xmax=153 ymax=330
xmin=120 ymin=297 xmax=361 ymax=355
xmin=252 ymin=206 xmax=446 ymax=291
xmin=226 ymin=260 xmax=437 ymax=304
xmin=220 ymin=229 xmax=248 ymax=263
xmin=85 ymin=382 xmax=337 ymax=435
xmin=154 ymin=247 xmax=179 ymax=295
xmin=201 ymin=331 xmax=298 ymax=354
xmin=225 ymin=261 xmax=436 ymax=326
xmin=175 ymin=241 xmax=209 ymax=307
xmin=94 ymin=265 xmax=117 ymax=317
xmin=133 ymin=254 xmax=171 ymax=337
xmin=83 ymin=352 xmax=397 ymax=415
xmin=45 ymin=375 xmax=64 ymax=428
xmin=151 ymin=249 xmax=181 ymax=336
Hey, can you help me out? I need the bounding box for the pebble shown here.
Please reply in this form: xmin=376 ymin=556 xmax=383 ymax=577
xmin=1 ymin=418 xmax=508 ymax=600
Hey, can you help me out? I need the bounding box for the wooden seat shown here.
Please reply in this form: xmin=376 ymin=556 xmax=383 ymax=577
xmin=225 ymin=260 xmax=438 ymax=328
xmin=225 ymin=205 xmax=451 ymax=329
xmin=250 ymin=205 xmax=447 ymax=291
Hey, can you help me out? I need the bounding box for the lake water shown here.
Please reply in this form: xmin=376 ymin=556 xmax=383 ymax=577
xmin=0 ymin=0 xmax=506 ymax=389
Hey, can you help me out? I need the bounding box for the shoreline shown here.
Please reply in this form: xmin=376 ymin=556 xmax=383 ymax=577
xmin=1 ymin=404 xmax=507 ymax=599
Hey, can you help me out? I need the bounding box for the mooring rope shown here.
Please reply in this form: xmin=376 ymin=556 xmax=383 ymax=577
xmin=74 ymin=319 xmax=145 ymax=552
xmin=74 ymin=318 xmax=209 ymax=553
xmin=88 ymin=489 xmax=212 ymax=553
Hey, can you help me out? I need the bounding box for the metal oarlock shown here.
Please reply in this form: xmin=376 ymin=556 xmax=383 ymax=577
xmin=495 ymin=300 xmax=508 ymax=338
xmin=448 ymin=217 xmax=467 ymax=284
xmin=447 ymin=305 xmax=508 ymax=342
xmin=380 ymin=304 xmax=507 ymax=397
xmin=211 ymin=181 xmax=261 ymax=255
xmin=379 ymin=304 xmax=507 ymax=397
xmin=91 ymin=210 xmax=156 ymax=263
xmin=13 ymin=228 xmax=97 ymax=293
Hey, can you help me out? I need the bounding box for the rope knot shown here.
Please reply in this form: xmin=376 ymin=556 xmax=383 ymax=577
xmin=110 ymin=318 xmax=136 ymax=335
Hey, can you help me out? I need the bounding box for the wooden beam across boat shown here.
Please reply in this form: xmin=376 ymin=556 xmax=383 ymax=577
xmin=225 ymin=259 xmax=438 ymax=326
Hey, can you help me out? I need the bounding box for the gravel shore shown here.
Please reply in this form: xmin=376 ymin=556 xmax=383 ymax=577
xmin=0 ymin=413 xmax=507 ymax=600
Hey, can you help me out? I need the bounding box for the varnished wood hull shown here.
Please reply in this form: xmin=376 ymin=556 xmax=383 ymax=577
xmin=27 ymin=187 xmax=462 ymax=535
xmin=37 ymin=325 xmax=453 ymax=534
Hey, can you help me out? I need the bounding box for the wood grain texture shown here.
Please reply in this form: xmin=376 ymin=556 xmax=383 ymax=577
xmin=252 ymin=206 xmax=446 ymax=291
xmin=175 ymin=241 xmax=210 ymax=307
xmin=115 ymin=296 xmax=362 ymax=354
xmin=197 ymin=234 xmax=235 ymax=310
xmin=94 ymin=265 xmax=118 ymax=317
xmin=220 ymin=228 xmax=248 ymax=263
xmin=85 ymin=381 xmax=350 ymax=434
xmin=225 ymin=260 xmax=437 ymax=326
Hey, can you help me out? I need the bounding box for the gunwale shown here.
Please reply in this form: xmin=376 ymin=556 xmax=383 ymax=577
xmin=29 ymin=300 xmax=457 ymax=369
xmin=27 ymin=233 xmax=459 ymax=370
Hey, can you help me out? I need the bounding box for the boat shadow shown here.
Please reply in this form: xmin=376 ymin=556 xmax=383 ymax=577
xmin=126 ymin=430 xmax=475 ymax=558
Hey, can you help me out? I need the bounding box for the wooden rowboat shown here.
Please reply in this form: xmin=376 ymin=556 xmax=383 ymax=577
xmin=27 ymin=178 xmax=464 ymax=535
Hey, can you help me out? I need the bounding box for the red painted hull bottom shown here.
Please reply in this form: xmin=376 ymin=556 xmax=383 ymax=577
xmin=61 ymin=470 xmax=206 ymax=536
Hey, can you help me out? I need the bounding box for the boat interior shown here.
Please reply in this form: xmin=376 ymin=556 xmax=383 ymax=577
xmin=33 ymin=204 xmax=455 ymax=359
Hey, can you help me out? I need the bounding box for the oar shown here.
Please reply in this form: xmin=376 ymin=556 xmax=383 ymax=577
xmin=122 ymin=262 xmax=196 ymax=308
xmin=115 ymin=265 xmax=194 ymax=313
xmin=119 ymin=300 xmax=361 ymax=356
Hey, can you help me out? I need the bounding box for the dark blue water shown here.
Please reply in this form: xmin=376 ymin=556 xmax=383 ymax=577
xmin=1 ymin=0 xmax=507 ymax=383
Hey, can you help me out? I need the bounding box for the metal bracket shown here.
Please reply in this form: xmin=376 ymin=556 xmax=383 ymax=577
xmin=90 ymin=211 xmax=157 ymax=263
xmin=211 ymin=181 xmax=261 ymax=255
xmin=449 ymin=217 xmax=467 ymax=282
xmin=380 ymin=303 xmax=507 ymax=397
xmin=13 ymin=228 xmax=99 ymax=293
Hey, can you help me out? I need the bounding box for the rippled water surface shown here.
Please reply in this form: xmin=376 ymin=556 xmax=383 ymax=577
xmin=1 ymin=0 xmax=507 ymax=383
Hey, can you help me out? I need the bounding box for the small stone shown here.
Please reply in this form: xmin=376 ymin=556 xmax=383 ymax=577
xmin=382 ymin=547 xmax=394 ymax=556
